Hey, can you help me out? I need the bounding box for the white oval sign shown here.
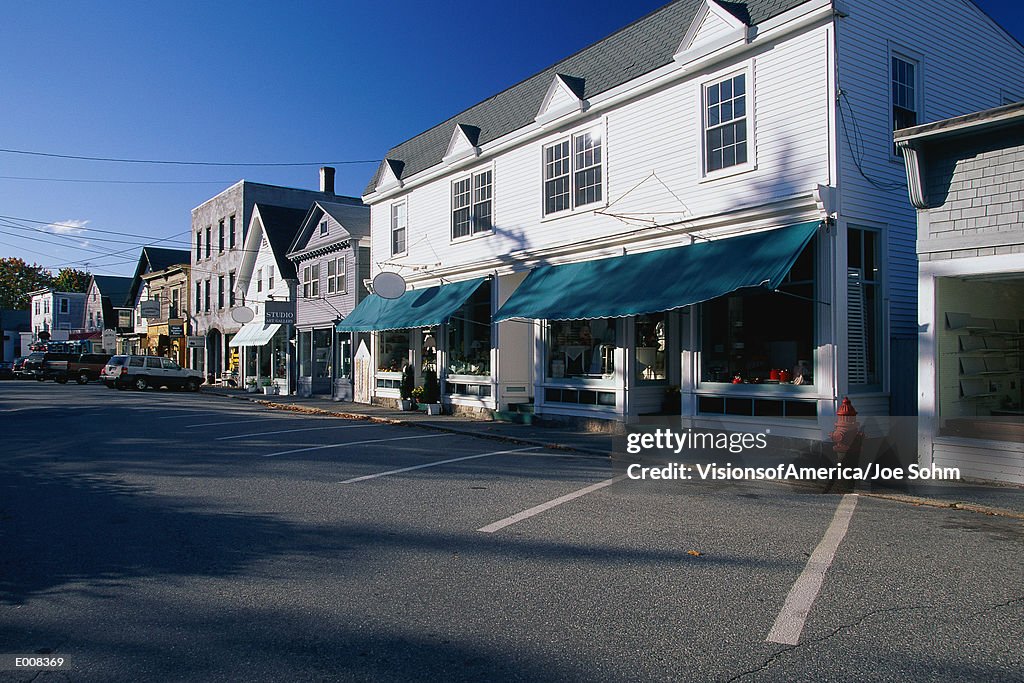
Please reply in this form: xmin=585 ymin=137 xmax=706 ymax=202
xmin=372 ymin=271 xmax=407 ymax=300
xmin=230 ymin=306 xmax=255 ymax=323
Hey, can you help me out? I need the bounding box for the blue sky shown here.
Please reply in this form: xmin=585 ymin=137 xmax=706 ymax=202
xmin=1 ymin=0 xmax=1021 ymax=278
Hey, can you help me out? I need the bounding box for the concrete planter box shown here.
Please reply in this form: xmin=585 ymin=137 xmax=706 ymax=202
xmin=263 ymin=386 xmax=279 ymax=396
xmin=424 ymin=403 xmax=443 ymax=416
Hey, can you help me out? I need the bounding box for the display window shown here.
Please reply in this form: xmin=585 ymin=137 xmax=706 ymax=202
xmin=546 ymin=318 xmax=618 ymax=381
xmin=446 ymin=281 xmax=491 ymax=376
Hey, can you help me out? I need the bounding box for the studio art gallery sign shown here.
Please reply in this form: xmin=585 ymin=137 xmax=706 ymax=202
xmin=264 ymin=300 xmax=296 ymax=325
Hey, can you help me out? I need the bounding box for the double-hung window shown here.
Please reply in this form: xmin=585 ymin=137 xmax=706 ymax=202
xmin=228 ymin=271 xmax=236 ymax=307
xmin=452 ymin=169 xmax=493 ymax=239
xmin=218 ymin=219 xmax=225 ymax=252
xmin=892 ymin=53 xmax=919 ymax=153
xmin=704 ymin=72 xmax=748 ymax=173
xmin=218 ymin=275 xmax=225 ymax=309
xmin=391 ymin=202 xmax=407 ymax=255
xmin=303 ymin=264 xmax=320 ymax=298
xmin=327 ymin=257 xmax=345 ymax=294
xmin=320 ymin=220 xmax=328 ymax=236
xmin=195 ymin=282 xmax=201 ymax=313
xmin=543 ymin=127 xmax=603 ymax=216
xmin=256 ymin=268 xmax=263 ymax=293
xmin=195 ymin=231 xmax=202 ymax=261
xmin=205 ymin=226 xmax=211 ymax=258
xmin=229 ymin=214 xmax=237 ymax=249
xmin=267 ymin=265 xmax=274 ymax=291
xmin=203 ymin=279 xmax=210 ymax=312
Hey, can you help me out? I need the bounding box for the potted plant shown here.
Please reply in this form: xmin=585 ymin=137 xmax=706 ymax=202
xmin=260 ymin=377 xmax=278 ymax=396
xmin=399 ymin=364 xmax=416 ymax=410
xmin=245 ymin=377 xmax=259 ymax=394
xmin=421 ymin=369 xmax=442 ymax=415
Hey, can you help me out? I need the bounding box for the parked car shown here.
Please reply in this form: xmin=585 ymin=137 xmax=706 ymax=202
xmin=102 ymin=355 xmax=203 ymax=392
xmin=11 ymin=356 xmax=27 ymax=379
xmin=0 ymin=361 xmax=13 ymax=380
xmin=21 ymin=352 xmax=47 ymax=379
xmin=37 ymin=352 xmax=83 ymax=383
xmin=45 ymin=353 xmax=113 ymax=384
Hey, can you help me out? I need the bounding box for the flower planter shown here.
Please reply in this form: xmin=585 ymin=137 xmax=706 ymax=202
xmin=400 ymin=399 xmax=415 ymax=411
xmin=245 ymin=385 xmax=259 ymax=394
xmin=425 ymin=403 xmax=443 ymax=416
xmin=263 ymin=386 xmax=279 ymax=396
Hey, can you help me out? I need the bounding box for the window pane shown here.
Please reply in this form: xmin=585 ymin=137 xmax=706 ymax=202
xmin=546 ymin=318 xmax=618 ymax=380
xmin=446 ymin=280 xmax=491 ymax=376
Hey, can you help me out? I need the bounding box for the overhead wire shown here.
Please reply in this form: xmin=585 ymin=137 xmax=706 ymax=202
xmin=0 ymin=147 xmax=380 ymax=167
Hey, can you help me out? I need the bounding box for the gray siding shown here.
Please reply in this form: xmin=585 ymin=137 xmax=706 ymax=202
xmin=921 ymin=132 xmax=1024 ymax=260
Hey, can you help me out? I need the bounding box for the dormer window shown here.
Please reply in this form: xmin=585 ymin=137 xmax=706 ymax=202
xmin=452 ymin=169 xmax=493 ymax=240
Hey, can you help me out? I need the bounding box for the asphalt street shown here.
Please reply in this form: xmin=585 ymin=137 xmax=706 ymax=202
xmin=1 ymin=382 xmax=1021 ymax=682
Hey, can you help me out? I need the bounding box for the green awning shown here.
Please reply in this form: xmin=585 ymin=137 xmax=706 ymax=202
xmin=336 ymin=277 xmax=486 ymax=332
xmin=493 ymin=221 xmax=821 ymax=322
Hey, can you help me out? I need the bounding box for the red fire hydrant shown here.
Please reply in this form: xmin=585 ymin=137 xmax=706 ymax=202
xmin=830 ymin=397 xmax=863 ymax=463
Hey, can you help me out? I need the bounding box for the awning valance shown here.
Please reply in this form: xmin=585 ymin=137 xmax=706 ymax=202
xmin=493 ymin=221 xmax=821 ymax=322
xmin=228 ymin=322 xmax=281 ymax=347
xmin=336 ymin=277 xmax=486 ymax=332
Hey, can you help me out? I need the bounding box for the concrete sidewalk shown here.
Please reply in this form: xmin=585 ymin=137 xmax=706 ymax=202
xmin=201 ymin=387 xmax=1024 ymax=519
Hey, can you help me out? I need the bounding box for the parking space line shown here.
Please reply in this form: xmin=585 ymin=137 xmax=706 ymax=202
xmin=193 ymin=418 xmax=294 ymax=428
xmin=157 ymin=412 xmax=221 ymax=419
xmin=262 ymin=432 xmax=452 ymax=457
xmin=218 ymin=423 xmax=378 ymax=440
xmin=477 ymin=474 xmax=626 ymax=533
xmin=339 ymin=446 xmax=541 ymax=484
xmin=766 ymin=494 xmax=859 ymax=646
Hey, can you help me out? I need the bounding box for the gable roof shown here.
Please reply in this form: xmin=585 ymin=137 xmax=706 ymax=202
xmin=252 ymin=204 xmax=309 ymax=281
xmin=128 ymin=246 xmax=191 ymax=303
xmin=91 ymin=275 xmax=134 ymax=308
xmin=364 ymin=0 xmax=811 ymax=195
xmin=287 ymin=200 xmax=371 ymax=256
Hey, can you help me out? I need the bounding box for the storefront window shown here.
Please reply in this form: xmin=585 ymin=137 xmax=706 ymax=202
xmin=546 ymin=318 xmax=618 ymax=380
xmin=848 ymin=227 xmax=883 ymax=388
xmin=298 ymin=330 xmax=312 ymax=377
xmin=700 ymin=240 xmax=815 ymax=386
xmin=937 ymin=276 xmax=1023 ymax=442
xmin=446 ymin=281 xmax=491 ymax=376
xmin=313 ymin=329 xmax=332 ymax=379
xmin=635 ymin=313 xmax=667 ymax=382
xmin=271 ymin=330 xmax=287 ymax=380
xmin=421 ymin=328 xmax=437 ymax=374
xmin=336 ymin=334 xmax=352 ymax=379
xmin=378 ymin=331 xmax=410 ymax=371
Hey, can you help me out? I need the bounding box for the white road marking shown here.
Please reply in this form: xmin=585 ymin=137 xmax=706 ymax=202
xmin=219 ymin=423 xmax=379 ymax=440
xmin=339 ymin=446 xmax=542 ymax=483
xmin=767 ymin=494 xmax=859 ymax=646
xmin=157 ymin=411 xmax=221 ymax=419
xmin=477 ymin=474 xmax=626 ymax=533
xmin=261 ymin=432 xmax=452 ymax=457
xmin=192 ymin=417 xmax=298 ymax=428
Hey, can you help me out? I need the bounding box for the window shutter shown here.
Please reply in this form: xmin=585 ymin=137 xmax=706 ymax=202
xmin=847 ymin=268 xmax=868 ymax=384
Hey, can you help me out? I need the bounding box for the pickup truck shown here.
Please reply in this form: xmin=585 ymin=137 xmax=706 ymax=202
xmin=41 ymin=353 xmax=112 ymax=384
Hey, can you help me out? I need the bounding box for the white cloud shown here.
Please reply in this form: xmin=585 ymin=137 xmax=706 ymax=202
xmin=46 ymin=219 xmax=89 ymax=236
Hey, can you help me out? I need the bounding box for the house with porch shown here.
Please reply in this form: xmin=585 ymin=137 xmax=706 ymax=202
xmin=345 ymin=0 xmax=1024 ymax=436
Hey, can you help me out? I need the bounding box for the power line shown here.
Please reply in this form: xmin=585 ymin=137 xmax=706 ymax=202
xmin=0 ymin=218 xmax=190 ymax=248
xmin=0 ymin=175 xmax=238 ymax=185
xmin=0 ymin=213 xmax=192 ymax=242
xmin=0 ymin=148 xmax=380 ymax=167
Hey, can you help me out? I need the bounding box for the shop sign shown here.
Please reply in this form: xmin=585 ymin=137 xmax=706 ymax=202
xmin=168 ymin=322 xmax=185 ymax=338
xmin=140 ymin=300 xmax=161 ymax=318
xmin=186 ymin=336 xmax=205 ymax=349
xmin=265 ymin=300 xmax=296 ymax=325
xmin=102 ymin=329 xmax=117 ymax=351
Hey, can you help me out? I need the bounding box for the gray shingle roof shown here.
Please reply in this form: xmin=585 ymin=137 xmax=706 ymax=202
xmin=364 ymin=0 xmax=811 ymax=195
xmin=92 ymin=275 xmax=134 ymax=308
xmin=254 ymin=204 xmax=310 ymax=281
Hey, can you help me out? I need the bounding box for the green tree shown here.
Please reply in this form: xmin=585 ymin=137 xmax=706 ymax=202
xmin=0 ymin=257 xmax=53 ymax=310
xmin=52 ymin=267 xmax=91 ymax=293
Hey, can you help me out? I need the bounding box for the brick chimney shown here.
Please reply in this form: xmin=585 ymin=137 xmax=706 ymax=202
xmin=320 ymin=166 xmax=335 ymax=195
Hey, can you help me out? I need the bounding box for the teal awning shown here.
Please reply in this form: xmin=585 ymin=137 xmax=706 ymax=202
xmin=337 ymin=277 xmax=486 ymax=332
xmin=493 ymin=221 xmax=821 ymax=322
